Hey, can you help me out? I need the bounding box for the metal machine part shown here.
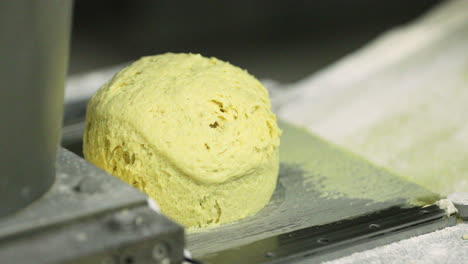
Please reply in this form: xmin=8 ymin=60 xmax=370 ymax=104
xmin=0 ymin=0 xmax=72 ymax=217
xmin=0 ymin=148 xmax=185 ymax=264
xmin=0 ymin=1 xmax=186 ymax=262
xmin=201 ymin=205 xmax=455 ymax=263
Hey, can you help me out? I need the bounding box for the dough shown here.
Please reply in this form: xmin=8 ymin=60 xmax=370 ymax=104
xmin=83 ymin=53 xmax=281 ymax=227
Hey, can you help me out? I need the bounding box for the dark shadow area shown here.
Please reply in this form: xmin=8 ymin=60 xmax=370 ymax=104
xmin=70 ymin=0 xmax=440 ymax=82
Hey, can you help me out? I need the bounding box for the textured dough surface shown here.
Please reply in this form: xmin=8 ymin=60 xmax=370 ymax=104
xmin=83 ymin=53 xmax=281 ymax=227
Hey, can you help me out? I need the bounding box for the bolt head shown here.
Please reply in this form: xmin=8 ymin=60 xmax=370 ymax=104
xmin=152 ymin=242 xmax=169 ymax=261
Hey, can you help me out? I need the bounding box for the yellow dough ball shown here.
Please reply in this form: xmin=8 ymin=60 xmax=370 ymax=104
xmin=83 ymin=53 xmax=281 ymax=227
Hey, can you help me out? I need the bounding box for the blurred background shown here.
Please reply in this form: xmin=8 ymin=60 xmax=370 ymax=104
xmin=70 ymin=0 xmax=441 ymax=83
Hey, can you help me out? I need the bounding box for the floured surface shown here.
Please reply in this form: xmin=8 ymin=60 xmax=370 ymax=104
xmin=187 ymin=122 xmax=437 ymax=257
xmin=274 ymin=1 xmax=468 ymax=195
xmin=323 ymin=223 xmax=468 ymax=264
